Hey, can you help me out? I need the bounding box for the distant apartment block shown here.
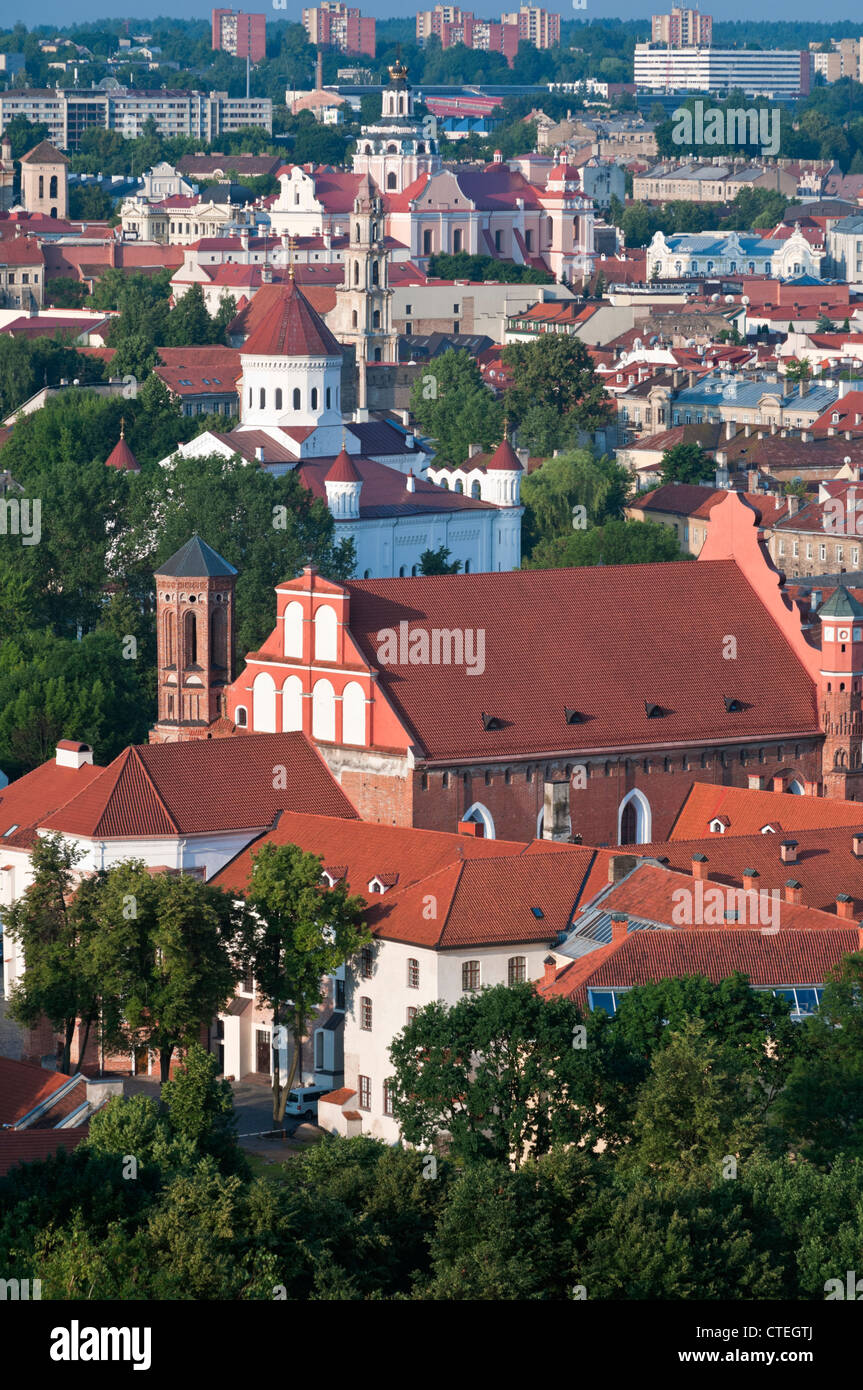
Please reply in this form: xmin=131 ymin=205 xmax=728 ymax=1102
xmin=303 ymin=4 xmax=376 ymax=58
xmin=651 ymin=8 xmax=712 ymax=48
xmin=0 ymin=88 xmax=273 ymax=152
xmin=211 ymin=10 xmax=267 ymax=63
xmin=416 ymin=5 xmax=559 ymax=65
xmin=809 ymin=38 xmax=863 ymax=85
xmin=634 ymin=45 xmax=810 ymax=99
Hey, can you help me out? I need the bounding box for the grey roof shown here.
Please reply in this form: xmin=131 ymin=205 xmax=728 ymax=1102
xmin=154 ymin=534 xmax=238 ymax=578
xmin=818 ymin=585 xmax=863 ymax=620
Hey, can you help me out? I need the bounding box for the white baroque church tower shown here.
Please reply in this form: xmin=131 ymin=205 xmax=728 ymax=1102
xmin=352 ymin=57 xmax=441 ymax=196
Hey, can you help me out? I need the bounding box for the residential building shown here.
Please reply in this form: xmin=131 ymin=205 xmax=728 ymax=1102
xmin=211 ymin=9 xmax=267 ymax=63
xmin=651 ymin=7 xmax=712 ymax=47
xmin=0 ymin=238 xmax=44 ymax=311
xmin=302 ymin=3 xmax=376 ymax=58
xmin=415 ymin=5 xmax=559 ymax=67
xmin=826 ymin=213 xmax=863 ymax=282
xmin=0 ymin=88 xmax=272 ymax=153
xmin=634 ymin=162 xmax=798 ymax=206
xmin=646 ymin=227 xmax=822 ymax=280
xmin=634 ymin=45 xmax=810 ymax=100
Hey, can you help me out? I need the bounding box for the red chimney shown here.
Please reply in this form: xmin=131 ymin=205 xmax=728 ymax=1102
xmin=853 ymin=834 xmax=863 ymax=858
xmin=458 ymin=820 xmax=480 ymax=836
xmin=542 ymin=955 xmax=558 ymax=987
xmin=784 ymin=879 xmax=802 ymax=905
xmin=772 ymin=774 xmax=786 ymax=792
xmin=780 ymin=840 xmax=799 ymax=864
xmin=610 ymin=912 xmax=629 ymax=943
xmin=836 ymin=894 xmax=856 ymax=920
xmin=692 ymin=853 xmax=709 ymax=881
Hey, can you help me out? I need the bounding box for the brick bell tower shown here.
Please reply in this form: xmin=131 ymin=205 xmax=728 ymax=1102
xmin=819 ymin=586 xmax=863 ymax=800
xmin=150 ymin=536 xmax=238 ymax=744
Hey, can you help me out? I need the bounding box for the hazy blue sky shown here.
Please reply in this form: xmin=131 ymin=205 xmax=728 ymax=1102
xmin=11 ymin=2 xmax=863 ymax=30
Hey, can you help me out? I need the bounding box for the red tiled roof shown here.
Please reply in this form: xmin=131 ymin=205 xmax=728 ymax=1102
xmin=0 ymin=1058 xmax=75 ymax=1126
xmin=240 ymin=280 xmax=342 ymax=359
xmin=0 ymin=238 xmax=44 ymax=266
xmin=342 ymin=561 xmax=820 ymax=762
xmin=319 ymin=1086 xmax=356 ymax=1106
xmin=670 ymin=782 xmax=863 ymax=840
xmin=40 ymin=733 xmax=358 ymax=838
xmin=544 ymin=926 xmax=862 ymax=1002
xmin=486 ymin=437 xmax=522 ymax=472
xmin=296 ymin=455 xmax=494 ymax=518
xmin=0 ymin=1128 xmax=89 ymax=1177
xmin=153 ymin=346 xmax=241 ymax=397
xmin=0 ymin=757 xmax=102 ymax=849
xmin=326 ymin=447 xmax=361 ymax=483
xmin=104 ymin=433 xmax=139 ymax=471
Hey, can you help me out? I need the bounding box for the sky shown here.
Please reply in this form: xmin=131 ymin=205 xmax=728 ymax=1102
xmin=10 ymin=1 xmax=863 ymax=31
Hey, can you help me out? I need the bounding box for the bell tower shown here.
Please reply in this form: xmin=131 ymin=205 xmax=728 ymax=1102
xmin=150 ymin=535 xmax=238 ymax=744
xmin=329 ymin=171 xmax=397 ymax=411
xmin=819 ymin=586 xmax=863 ymax=799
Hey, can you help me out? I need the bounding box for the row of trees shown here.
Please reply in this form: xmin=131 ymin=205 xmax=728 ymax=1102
xmin=608 ymin=186 xmax=795 ymax=250
xmin=4 ymin=954 xmax=863 ymax=1298
xmin=7 ymin=836 xmax=368 ymax=1122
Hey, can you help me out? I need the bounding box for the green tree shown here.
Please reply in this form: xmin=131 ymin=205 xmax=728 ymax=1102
xmin=164 ymin=284 xmax=216 ymax=347
xmin=242 ymin=841 xmax=369 ymax=1127
xmin=520 ymin=450 xmax=630 ymax=557
xmin=784 ymin=357 xmax=812 ymax=386
xmin=4 ymin=834 xmax=100 ymax=1074
xmin=409 ymin=350 xmax=503 ymax=465
xmin=418 ymin=545 xmax=461 ymax=574
xmin=161 ymin=1041 xmax=244 ymax=1173
xmin=659 ymin=441 xmax=712 ymax=487
xmin=527 ymin=518 xmax=687 ymax=569
xmin=502 ymin=337 xmax=611 ymax=442
xmin=90 ymin=862 xmax=245 ymax=1082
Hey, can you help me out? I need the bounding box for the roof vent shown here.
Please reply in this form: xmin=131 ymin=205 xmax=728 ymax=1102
xmin=644 ymin=702 xmax=665 ymax=718
xmin=724 ymin=696 xmax=743 ymax=712
xmin=564 ymin=707 xmax=584 ymax=724
xmin=481 ymin=713 xmax=504 ymax=731
xmin=531 ymin=906 xmax=544 ymax=919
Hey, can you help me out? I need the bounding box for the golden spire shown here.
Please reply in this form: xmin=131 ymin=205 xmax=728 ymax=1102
xmin=288 ymin=234 xmax=295 ymax=281
xmin=120 ymin=416 xmax=125 ymax=440
xmin=503 ymin=416 xmax=509 ymax=442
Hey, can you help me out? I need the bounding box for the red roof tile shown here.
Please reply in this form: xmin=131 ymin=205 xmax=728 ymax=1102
xmin=0 ymin=1128 xmax=88 ymax=1177
xmin=0 ymin=757 xmax=102 ymax=849
xmin=342 ymin=560 xmax=820 ymax=762
xmin=240 ymin=280 xmax=342 ymax=360
xmin=0 ymin=1058 xmax=75 ymax=1126
xmin=670 ymin=782 xmax=863 ymax=840
xmin=40 ymin=733 xmax=358 ymax=838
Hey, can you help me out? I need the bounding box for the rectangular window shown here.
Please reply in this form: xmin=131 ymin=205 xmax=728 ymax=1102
xmin=358 ymin=1075 xmax=371 ymax=1110
xmin=407 ymin=957 xmax=419 ymax=989
xmin=462 ymin=959 xmax=480 ymax=992
xmin=360 ymin=996 xmax=372 ymax=1030
xmin=406 ymin=1006 xmax=417 ymax=1025
xmin=383 ymin=1079 xmax=394 ymax=1115
xmin=360 ymin=946 xmax=374 ymax=979
xmin=508 ymin=956 xmax=526 ymax=984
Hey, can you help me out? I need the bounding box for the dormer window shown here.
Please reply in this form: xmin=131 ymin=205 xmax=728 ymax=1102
xmin=644 ymin=702 xmax=665 ymax=718
xmin=481 ymin=713 xmax=504 ymax=731
xmin=709 ymin=816 xmax=729 ymax=834
xmin=724 ymin=697 xmax=743 ymax=713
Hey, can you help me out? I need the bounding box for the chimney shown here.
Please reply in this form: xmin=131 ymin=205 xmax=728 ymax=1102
xmin=770 ymin=421 xmax=777 ymax=435
xmin=785 ymin=495 xmax=799 ymax=516
xmin=692 ymin=852 xmax=709 ymax=881
xmin=772 ymin=774 xmax=786 ymax=792
xmin=55 ymin=740 xmax=94 ymax=770
xmin=748 ymin=774 xmax=764 ymax=790
xmin=748 ymin=468 xmax=759 ymax=492
xmin=836 ymin=893 xmax=856 ymax=920
xmin=468 ymin=444 xmax=482 ymax=458
xmin=610 ymin=912 xmax=629 ymax=943
xmin=784 ymin=879 xmax=802 ymax=905
xmin=255 ymin=446 xmax=265 ymax=462
xmin=516 ymin=447 xmax=529 ymax=468
xmin=852 ymin=833 xmax=863 ymax=857
xmin=458 ymin=819 xmax=480 ymax=836
xmin=744 ymin=423 xmax=752 ymax=438
xmin=607 ymin=853 xmax=638 ymax=884
xmin=780 ymin=839 xmax=799 ymax=864
xmin=689 ymin=370 xmax=696 ymax=387
xmin=725 ymin=419 xmax=735 ymax=440
xmin=261 ymin=263 xmax=273 ymax=284
xmin=542 ymin=955 xmax=558 ymax=987
xmin=742 ymin=867 xmax=759 ymax=885
xmin=406 ymin=473 xmax=416 ymax=492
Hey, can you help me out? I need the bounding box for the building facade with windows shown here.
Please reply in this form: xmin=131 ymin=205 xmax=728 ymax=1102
xmin=302 ymin=3 xmax=376 ymax=57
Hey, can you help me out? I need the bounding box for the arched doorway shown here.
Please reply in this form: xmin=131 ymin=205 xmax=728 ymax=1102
xmin=618 ymin=788 xmax=651 ymax=844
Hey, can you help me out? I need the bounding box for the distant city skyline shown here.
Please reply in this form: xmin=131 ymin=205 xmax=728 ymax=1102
xmin=12 ymin=2 xmax=863 ymax=30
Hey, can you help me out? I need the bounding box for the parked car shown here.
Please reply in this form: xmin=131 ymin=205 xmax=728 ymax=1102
xmin=283 ymin=1086 xmax=326 ymax=1121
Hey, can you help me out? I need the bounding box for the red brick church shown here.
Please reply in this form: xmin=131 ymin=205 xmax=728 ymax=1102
xmin=149 ymin=493 xmax=863 ymax=846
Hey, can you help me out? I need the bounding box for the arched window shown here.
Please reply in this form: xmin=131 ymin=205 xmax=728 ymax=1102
xmin=183 ymin=609 xmax=197 ymax=666
xmin=462 ymin=802 xmax=495 ymax=839
xmin=311 ymin=387 xmax=318 ymax=411
xmin=275 ymin=388 xmax=283 ymax=410
xmin=352 ymin=309 xmax=358 ymax=328
xmin=453 ymin=229 xmax=462 ymax=253
xmin=326 ymin=387 xmax=331 ymax=409
xmin=455 ymin=479 xmax=464 ymax=494
xmin=471 ymin=481 xmax=481 ymax=498
xmin=364 ymin=144 xmax=372 ymax=155
xmin=312 ymin=678 xmax=336 ymax=741
xmin=259 ymin=388 xmax=266 ymax=409
xmin=235 ymin=705 xmax=247 ymax=727
xmin=464 ymin=559 xmax=470 ymax=573
xmin=49 ymin=174 xmax=58 ymax=199
xmin=355 ymin=223 xmax=361 ymax=242
xmin=372 ymin=261 xmax=379 ymax=285
xmin=284 ymin=600 xmax=303 ymax=657
xmin=282 ymin=674 xmax=303 ymax=731
xmin=354 ymin=260 xmax=360 ymax=285
xmin=293 ymin=388 xmax=301 ymax=410
xmin=342 ymin=680 xmax=365 ymax=745
xmin=313 ymin=604 xmax=337 ymax=661
xmin=373 ymin=309 xmax=380 ymax=328
xmin=210 ymin=606 xmax=227 ymax=669
xmin=163 ymin=611 xmax=175 ymax=666
xmin=788 ymin=778 xmax=805 ymax=795
xmin=387 ymin=172 xmax=397 ymax=190
xmin=373 ymin=347 xmax=381 ymax=361
xmin=252 ymin=672 xmax=277 ymax=732
xmin=617 ymin=789 xmax=651 ymax=844
xmin=38 ymin=175 xmax=44 ymax=199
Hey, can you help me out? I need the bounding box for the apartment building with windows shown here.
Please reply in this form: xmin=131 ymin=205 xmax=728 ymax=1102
xmin=651 ymin=8 xmax=712 ymax=48
xmin=211 ymin=9 xmax=267 ymax=63
xmin=303 ymin=3 xmax=376 ymax=58
xmin=415 ymin=5 xmax=559 ymax=64
xmin=634 ymin=45 xmax=810 ymax=99
xmin=0 ymin=87 xmax=272 ymax=152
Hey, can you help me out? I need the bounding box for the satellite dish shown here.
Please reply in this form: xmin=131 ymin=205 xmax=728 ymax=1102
xmin=742 ymin=295 xmax=750 ymax=305
xmin=725 ymin=295 xmax=734 ymax=304
xmin=711 ymin=293 xmax=720 ymax=303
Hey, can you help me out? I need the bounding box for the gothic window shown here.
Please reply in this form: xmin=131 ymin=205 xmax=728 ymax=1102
xmin=282 ymin=675 xmax=303 ymax=732
xmin=163 ymin=611 xmax=175 ymax=666
xmin=314 ymin=605 xmax=337 ymax=661
xmin=210 ymin=606 xmax=227 ymax=669
xmin=342 ymin=681 xmax=365 ymax=745
xmin=293 ymin=388 xmax=301 ymax=409
xmin=183 ymin=609 xmax=197 ymax=666
xmin=275 ymin=388 xmax=282 ymax=410
xmin=312 ymin=678 xmax=336 ymax=741
xmin=252 ymin=672 xmax=276 ymax=732
xmin=620 ymin=801 xmax=637 ymax=844
xmin=284 ymin=601 xmax=303 ymax=657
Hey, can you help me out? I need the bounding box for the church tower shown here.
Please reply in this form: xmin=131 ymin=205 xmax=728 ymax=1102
xmin=150 ymin=536 xmax=238 ymax=744
xmin=328 ymin=171 xmax=397 ymax=411
xmin=352 ymin=57 xmax=441 ymax=195
xmin=819 ymin=586 xmax=863 ymax=799
xmin=19 ymin=140 xmax=68 ymax=220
